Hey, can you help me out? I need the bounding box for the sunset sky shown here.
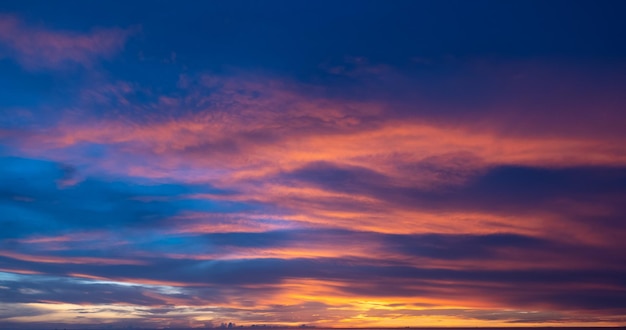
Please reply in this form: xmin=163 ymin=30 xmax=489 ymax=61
xmin=1 ymin=1 xmax=626 ymax=328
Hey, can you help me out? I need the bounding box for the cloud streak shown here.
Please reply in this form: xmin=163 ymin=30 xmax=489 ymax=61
xmin=0 ymin=14 xmax=135 ymax=70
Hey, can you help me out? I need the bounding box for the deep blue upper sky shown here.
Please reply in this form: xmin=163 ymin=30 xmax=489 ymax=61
xmin=4 ymin=0 xmax=626 ymax=72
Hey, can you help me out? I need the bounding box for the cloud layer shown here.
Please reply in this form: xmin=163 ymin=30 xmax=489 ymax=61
xmin=1 ymin=3 xmax=626 ymax=328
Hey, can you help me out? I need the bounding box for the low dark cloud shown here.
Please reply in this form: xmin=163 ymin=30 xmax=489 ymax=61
xmin=285 ymin=161 xmax=626 ymax=224
xmin=2 ymin=248 xmax=626 ymax=311
xmin=0 ymin=303 xmax=50 ymax=320
xmin=0 ymin=276 xmax=167 ymax=305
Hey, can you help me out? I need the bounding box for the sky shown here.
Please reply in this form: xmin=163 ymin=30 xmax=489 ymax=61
xmin=1 ymin=0 xmax=626 ymax=328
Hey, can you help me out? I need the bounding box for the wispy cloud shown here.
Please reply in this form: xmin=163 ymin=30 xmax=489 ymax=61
xmin=0 ymin=14 xmax=136 ymax=70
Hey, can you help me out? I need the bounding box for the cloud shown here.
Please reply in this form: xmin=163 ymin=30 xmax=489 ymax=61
xmin=1 ymin=58 xmax=626 ymax=327
xmin=2 ymin=252 xmax=625 ymax=312
xmin=0 ymin=14 xmax=136 ymax=70
xmin=281 ymin=162 xmax=626 ymax=243
xmin=0 ymin=303 xmax=50 ymax=320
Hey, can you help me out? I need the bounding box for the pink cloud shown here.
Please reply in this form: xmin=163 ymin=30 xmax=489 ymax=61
xmin=0 ymin=14 xmax=136 ymax=69
xmin=6 ymin=71 xmax=626 ymax=248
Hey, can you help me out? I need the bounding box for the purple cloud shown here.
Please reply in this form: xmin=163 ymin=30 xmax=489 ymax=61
xmin=0 ymin=14 xmax=136 ymax=70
